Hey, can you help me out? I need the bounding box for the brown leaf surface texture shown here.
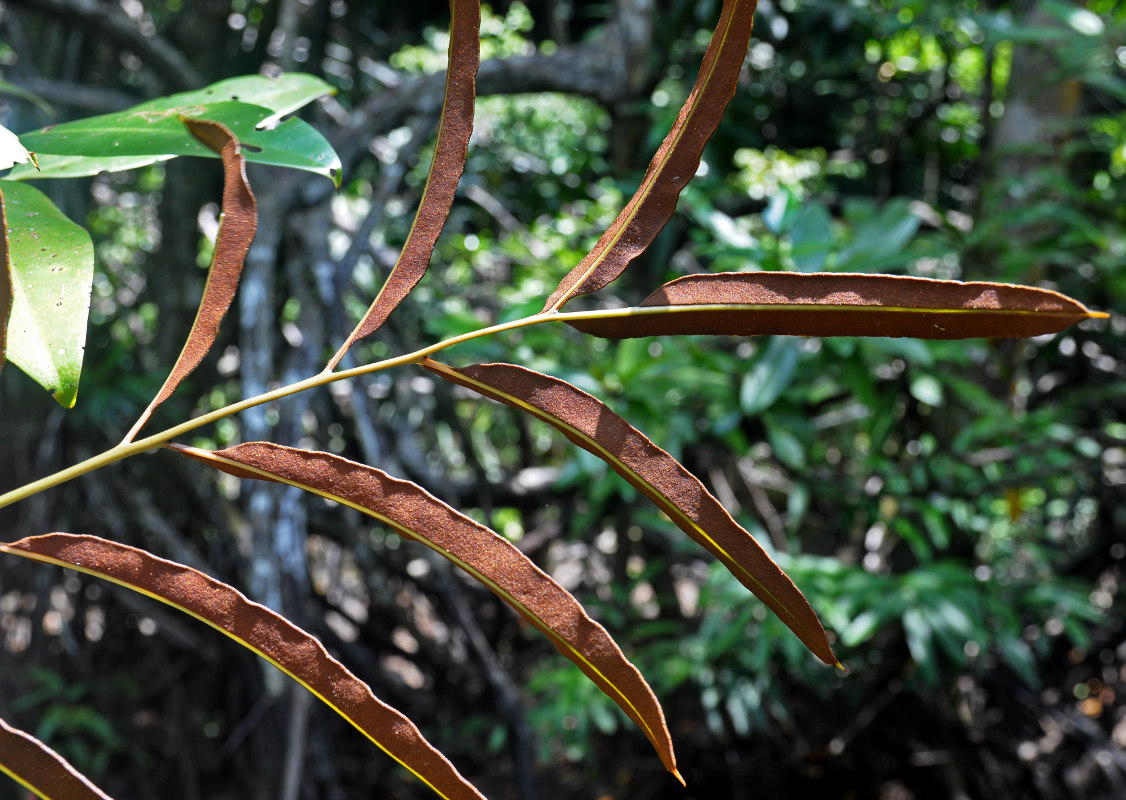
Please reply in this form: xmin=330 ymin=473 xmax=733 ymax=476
xmin=423 ymin=360 xmax=839 ymax=667
xmin=567 ymin=272 xmax=1105 ymax=340
xmin=0 ymin=534 xmax=486 ymax=800
xmin=170 ymin=441 xmax=680 ymax=779
xmin=329 ymin=0 xmax=480 ymax=368
xmin=0 ymin=715 xmax=114 ymax=800
xmin=542 ymin=0 xmax=757 ymax=312
xmin=0 ymin=187 xmax=10 ymax=375
xmin=124 ymin=117 xmax=257 ymax=442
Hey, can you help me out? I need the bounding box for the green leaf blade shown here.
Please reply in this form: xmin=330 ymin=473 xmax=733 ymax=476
xmin=19 ymin=101 xmax=340 ymax=185
xmin=1 ymin=180 xmax=94 ymax=407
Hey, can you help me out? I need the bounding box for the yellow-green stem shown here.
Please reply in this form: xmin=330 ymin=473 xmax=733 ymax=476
xmin=1 ymin=308 xmax=655 ymax=509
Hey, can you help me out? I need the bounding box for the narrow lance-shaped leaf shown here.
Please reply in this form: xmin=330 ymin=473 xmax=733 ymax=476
xmin=0 ymin=180 xmax=94 ymax=408
xmin=542 ymin=0 xmax=757 ymax=312
xmin=327 ymin=0 xmax=480 ymax=369
xmin=423 ymin=359 xmax=840 ymax=667
xmin=0 ymin=186 xmax=10 ymax=375
xmin=566 ymin=272 xmax=1108 ymax=340
xmin=123 ymin=117 xmax=256 ymax=443
xmin=170 ymin=441 xmax=682 ymax=782
xmin=0 ymin=715 xmax=114 ymax=800
xmin=0 ymin=534 xmax=487 ymax=800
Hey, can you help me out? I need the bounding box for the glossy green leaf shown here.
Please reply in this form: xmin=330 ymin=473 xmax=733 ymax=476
xmin=17 ymin=100 xmax=340 ymax=185
xmin=740 ymin=337 xmax=800 ymax=415
xmin=1 ymin=181 xmax=93 ymax=407
xmin=8 ymin=153 xmax=172 ymax=180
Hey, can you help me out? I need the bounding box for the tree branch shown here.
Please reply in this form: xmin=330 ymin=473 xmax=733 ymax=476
xmin=7 ymin=0 xmax=205 ymax=91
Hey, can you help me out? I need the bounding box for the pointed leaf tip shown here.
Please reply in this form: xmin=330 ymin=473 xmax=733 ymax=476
xmin=172 ymin=440 xmax=679 ymax=775
xmin=124 ymin=117 xmax=257 ymax=441
xmin=543 ymin=0 xmax=758 ymax=311
xmin=567 ymin=272 xmax=1103 ymax=340
xmin=423 ymin=359 xmax=839 ymax=667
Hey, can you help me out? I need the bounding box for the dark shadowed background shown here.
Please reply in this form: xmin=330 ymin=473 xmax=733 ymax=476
xmin=1 ymin=0 xmax=1124 ymax=798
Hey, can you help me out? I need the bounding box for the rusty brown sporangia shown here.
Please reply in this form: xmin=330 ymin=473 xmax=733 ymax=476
xmin=0 ymin=187 xmax=10 ymax=375
xmin=567 ymin=272 xmax=1106 ymax=340
xmin=169 ymin=441 xmax=681 ymax=780
xmin=543 ymin=0 xmax=758 ymax=312
xmin=0 ymin=534 xmax=488 ymax=800
xmin=327 ymin=0 xmax=480 ymax=369
xmin=423 ymin=359 xmax=840 ymax=667
xmin=124 ymin=117 xmax=257 ymax=442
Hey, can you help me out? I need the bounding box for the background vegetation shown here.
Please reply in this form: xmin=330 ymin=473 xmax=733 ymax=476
xmin=0 ymin=0 xmax=1123 ymax=798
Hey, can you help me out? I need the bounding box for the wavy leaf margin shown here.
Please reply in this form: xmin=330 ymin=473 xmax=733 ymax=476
xmin=328 ymin=0 xmax=481 ymax=368
xmin=542 ymin=0 xmax=758 ymax=311
xmin=0 ymin=534 xmax=486 ymax=800
xmin=170 ymin=440 xmax=681 ymax=781
xmin=566 ymin=272 xmax=1107 ymax=340
xmin=123 ymin=117 xmax=257 ymax=442
xmin=422 ymin=359 xmax=840 ymax=667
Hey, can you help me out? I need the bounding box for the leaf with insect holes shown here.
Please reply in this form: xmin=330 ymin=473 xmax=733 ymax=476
xmin=123 ymin=117 xmax=257 ymax=442
xmin=542 ymin=0 xmax=757 ymax=311
xmin=13 ymin=73 xmax=340 ymax=184
xmin=328 ymin=0 xmax=480 ymax=368
xmin=422 ymin=359 xmax=840 ymax=667
xmin=566 ymin=272 xmax=1107 ymax=340
xmin=0 ymin=715 xmax=114 ymax=800
xmin=0 ymin=534 xmax=487 ymax=800
xmin=170 ymin=440 xmax=682 ymax=782
xmin=0 ymin=180 xmax=93 ymax=408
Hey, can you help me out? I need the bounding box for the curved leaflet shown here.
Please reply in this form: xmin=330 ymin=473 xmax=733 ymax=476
xmin=566 ymin=272 xmax=1106 ymax=340
xmin=422 ymin=360 xmax=840 ymax=667
xmin=170 ymin=440 xmax=681 ymax=781
xmin=0 ymin=716 xmax=113 ymax=800
xmin=0 ymin=187 xmax=10 ymax=375
xmin=328 ymin=0 xmax=481 ymax=368
xmin=542 ymin=0 xmax=757 ymax=312
xmin=0 ymin=534 xmax=486 ymax=800
xmin=123 ymin=117 xmax=257 ymax=442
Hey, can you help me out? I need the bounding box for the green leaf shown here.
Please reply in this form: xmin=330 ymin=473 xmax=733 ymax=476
xmin=17 ymin=100 xmax=340 ymax=185
xmin=0 ymin=79 xmax=55 ymax=118
xmin=8 ymin=153 xmax=173 ymax=180
xmin=909 ymin=374 xmax=945 ymax=407
xmin=2 ymin=180 xmax=94 ymax=407
xmin=740 ymin=337 xmax=800 ymax=416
